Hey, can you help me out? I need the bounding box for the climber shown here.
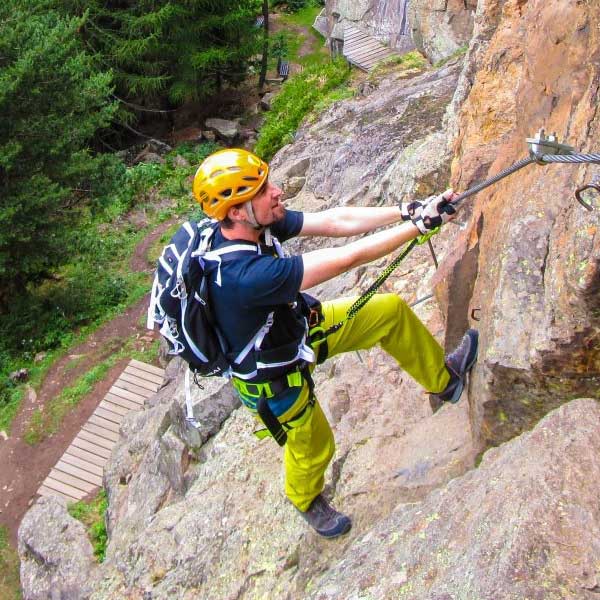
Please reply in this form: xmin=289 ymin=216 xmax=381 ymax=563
xmin=192 ymin=148 xmax=479 ymax=539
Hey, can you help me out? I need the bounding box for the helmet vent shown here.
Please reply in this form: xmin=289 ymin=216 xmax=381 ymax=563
xmin=211 ymin=169 xmax=225 ymax=178
xmin=220 ymin=188 xmax=233 ymax=198
xmin=228 ymin=166 xmax=241 ymax=172
xmin=243 ymin=176 xmax=258 ymax=181
xmin=236 ymin=186 xmax=250 ymax=195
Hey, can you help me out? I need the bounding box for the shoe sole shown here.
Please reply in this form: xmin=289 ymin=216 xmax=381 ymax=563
xmin=448 ymin=330 xmax=479 ymax=404
xmin=319 ymin=519 xmax=352 ymax=539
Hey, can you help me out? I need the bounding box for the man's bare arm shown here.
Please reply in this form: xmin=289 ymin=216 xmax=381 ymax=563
xmin=300 ymin=221 xmax=420 ymax=290
xmin=299 ymin=206 xmax=402 ymax=238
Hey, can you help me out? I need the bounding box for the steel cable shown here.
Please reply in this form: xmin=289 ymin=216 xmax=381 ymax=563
xmin=327 ymin=148 xmax=600 ymax=334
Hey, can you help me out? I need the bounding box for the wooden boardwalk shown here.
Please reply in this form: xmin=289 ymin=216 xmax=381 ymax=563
xmin=37 ymin=359 xmax=165 ymax=502
xmin=343 ymin=23 xmax=398 ymax=72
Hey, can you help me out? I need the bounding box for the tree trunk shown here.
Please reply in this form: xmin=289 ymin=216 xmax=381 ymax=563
xmin=258 ymin=0 xmax=269 ymax=90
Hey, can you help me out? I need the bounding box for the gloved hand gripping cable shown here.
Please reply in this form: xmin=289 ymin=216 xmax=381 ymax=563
xmin=311 ymin=130 xmax=600 ymax=344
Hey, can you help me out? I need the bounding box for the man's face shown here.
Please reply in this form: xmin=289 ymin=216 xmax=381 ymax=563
xmin=250 ymin=180 xmax=285 ymax=225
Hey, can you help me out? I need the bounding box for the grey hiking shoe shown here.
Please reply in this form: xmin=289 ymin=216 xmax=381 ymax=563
xmin=430 ymin=329 xmax=479 ymax=413
xmin=297 ymin=494 xmax=352 ymax=539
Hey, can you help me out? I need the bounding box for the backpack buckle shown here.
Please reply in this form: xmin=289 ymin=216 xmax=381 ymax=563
xmin=232 ymin=379 xmax=273 ymax=398
xmin=308 ymin=308 xmax=321 ymax=328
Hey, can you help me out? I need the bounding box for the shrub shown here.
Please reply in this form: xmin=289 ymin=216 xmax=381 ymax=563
xmin=254 ymin=59 xmax=350 ymax=161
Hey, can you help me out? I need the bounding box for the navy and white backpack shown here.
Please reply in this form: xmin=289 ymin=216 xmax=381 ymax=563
xmin=147 ymin=219 xmax=260 ymax=425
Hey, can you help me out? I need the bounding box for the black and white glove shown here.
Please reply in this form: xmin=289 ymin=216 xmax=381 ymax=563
xmin=411 ymin=189 xmax=458 ymax=234
xmin=399 ymin=198 xmax=428 ymax=222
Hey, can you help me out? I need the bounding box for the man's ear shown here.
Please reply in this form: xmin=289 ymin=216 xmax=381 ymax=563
xmin=227 ymin=204 xmax=246 ymax=222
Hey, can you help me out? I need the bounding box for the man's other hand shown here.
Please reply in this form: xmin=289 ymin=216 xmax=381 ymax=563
xmin=412 ymin=189 xmax=459 ymax=234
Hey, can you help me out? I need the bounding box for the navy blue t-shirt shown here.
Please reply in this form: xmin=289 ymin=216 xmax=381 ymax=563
xmin=208 ymin=210 xmax=306 ymax=415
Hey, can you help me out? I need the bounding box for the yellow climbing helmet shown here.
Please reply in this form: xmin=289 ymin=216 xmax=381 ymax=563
xmin=192 ymin=149 xmax=269 ymax=220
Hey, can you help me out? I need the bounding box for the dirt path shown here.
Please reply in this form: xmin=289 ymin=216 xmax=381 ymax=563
xmin=0 ymin=219 xmax=175 ymax=545
xmin=270 ymin=12 xmax=326 ymax=75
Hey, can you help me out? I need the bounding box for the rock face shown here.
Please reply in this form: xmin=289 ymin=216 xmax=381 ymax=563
xmin=271 ymin=60 xmax=461 ymax=210
xmin=17 ymin=2 xmax=600 ymax=598
xmin=18 ymin=496 xmax=97 ymax=600
xmin=309 ymin=398 xmax=600 ymax=599
xmin=325 ymin=0 xmax=415 ymax=52
xmin=409 ymin=0 xmax=476 ymax=64
xmin=434 ymin=0 xmax=600 ymax=449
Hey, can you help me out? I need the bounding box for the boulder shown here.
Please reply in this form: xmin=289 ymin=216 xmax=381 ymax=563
xmin=9 ymin=368 xmax=28 ymax=383
xmin=260 ymin=92 xmax=277 ymax=111
xmin=409 ymin=0 xmax=476 ymax=64
xmin=204 ymin=118 xmax=240 ymax=144
xmin=171 ymin=154 xmax=190 ymax=168
xmin=132 ymin=150 xmax=165 ymax=165
xmin=309 ymin=398 xmax=600 ymax=599
xmin=18 ymin=496 xmax=97 ymax=600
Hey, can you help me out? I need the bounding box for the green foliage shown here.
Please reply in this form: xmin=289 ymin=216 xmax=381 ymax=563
xmin=0 ymin=141 xmax=216 ymax=433
xmin=68 ymin=490 xmax=108 ymax=562
xmin=367 ymin=50 xmax=427 ymax=81
xmin=52 ymin=0 xmax=263 ymax=107
xmin=0 ymin=525 xmax=21 ymax=599
xmin=254 ymin=59 xmax=350 ymax=160
xmin=272 ymin=0 xmax=323 ymax=13
xmin=275 ymin=5 xmax=328 ymax=69
xmin=0 ymin=1 xmax=121 ymax=312
xmin=433 ymin=44 xmax=469 ymax=68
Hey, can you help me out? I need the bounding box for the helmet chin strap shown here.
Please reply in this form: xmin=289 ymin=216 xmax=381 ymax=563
xmin=243 ymin=200 xmax=264 ymax=231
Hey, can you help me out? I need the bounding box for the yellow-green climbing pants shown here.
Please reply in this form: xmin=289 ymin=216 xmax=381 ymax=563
xmin=283 ymin=293 xmax=450 ymax=511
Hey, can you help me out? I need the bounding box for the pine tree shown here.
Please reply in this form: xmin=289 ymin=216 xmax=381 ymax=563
xmin=0 ymin=1 xmax=120 ymax=313
xmin=51 ymin=0 xmax=263 ymax=109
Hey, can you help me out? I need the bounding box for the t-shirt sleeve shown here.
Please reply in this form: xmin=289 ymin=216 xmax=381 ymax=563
xmin=237 ymin=254 xmax=304 ymax=307
xmin=270 ymin=209 xmax=304 ymax=242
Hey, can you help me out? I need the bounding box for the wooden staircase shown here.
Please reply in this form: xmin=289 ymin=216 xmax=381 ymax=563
xmin=37 ymin=359 xmax=165 ymax=502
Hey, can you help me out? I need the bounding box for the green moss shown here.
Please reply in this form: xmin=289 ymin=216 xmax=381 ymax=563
xmin=433 ymin=44 xmax=469 ymax=68
xmin=0 ymin=526 xmax=21 ymax=599
xmin=68 ymin=490 xmax=108 ymax=562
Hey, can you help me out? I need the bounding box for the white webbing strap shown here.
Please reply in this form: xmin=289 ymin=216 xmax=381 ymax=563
xmin=272 ymin=236 xmax=285 ymax=258
xmin=184 ymin=369 xmax=201 ymax=428
xmin=202 ymin=243 xmax=260 ymax=287
xmin=233 ymin=311 xmax=275 ymax=366
xmin=160 ymin=319 xmax=184 ymax=355
xmin=147 ymin=273 xmax=160 ymax=329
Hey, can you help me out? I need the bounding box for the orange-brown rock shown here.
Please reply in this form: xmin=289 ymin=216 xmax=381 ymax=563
xmin=437 ymin=0 xmax=600 ymax=449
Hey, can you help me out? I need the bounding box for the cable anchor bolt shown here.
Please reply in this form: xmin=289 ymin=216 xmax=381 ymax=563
xmin=526 ymin=129 xmax=575 ymax=164
xmin=574 ymin=176 xmax=600 ymax=212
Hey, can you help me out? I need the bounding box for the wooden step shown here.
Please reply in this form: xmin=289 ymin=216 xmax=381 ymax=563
xmin=83 ymin=422 xmax=120 ymax=443
xmin=77 ymin=429 xmax=114 ymax=451
xmin=89 ymin=413 xmax=121 ymax=432
xmin=55 ymin=460 xmax=103 ymax=487
xmin=61 ymin=452 xmax=104 ymax=476
xmin=99 ymin=398 xmax=130 ymax=416
xmin=72 ymin=435 xmax=112 ymax=459
xmin=42 ymin=476 xmax=87 ymax=500
xmin=124 ymin=365 xmax=164 ymax=386
xmin=37 ymin=359 xmax=161 ymax=502
xmin=119 ymin=371 xmax=160 ymax=393
xmin=109 ymin=384 xmax=148 ymax=404
xmin=94 ymin=405 xmax=123 ymax=424
xmin=64 ymin=446 xmax=107 ymax=468
xmin=129 ymin=358 xmax=165 ymax=378
xmin=104 ymin=392 xmax=142 ymax=412
xmin=37 ymin=484 xmax=79 ymax=502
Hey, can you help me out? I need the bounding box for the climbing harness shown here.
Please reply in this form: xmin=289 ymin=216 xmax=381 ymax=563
xmin=313 ymin=129 xmax=600 ymax=340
